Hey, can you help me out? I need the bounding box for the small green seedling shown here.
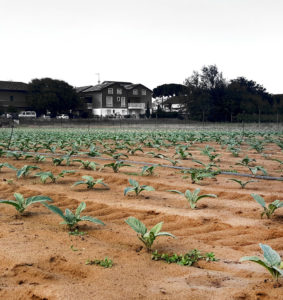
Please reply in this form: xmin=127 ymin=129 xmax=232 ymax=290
xmin=251 ymin=193 xmax=283 ymax=219
xmin=73 ymin=175 xmax=109 ymax=189
xmin=248 ymin=165 xmax=268 ymax=176
xmin=33 ymin=154 xmax=46 ymax=162
xmin=0 ymin=193 xmax=52 ymax=214
xmin=16 ymin=165 xmax=40 ymax=178
xmin=86 ymin=257 xmax=113 ymax=268
xmin=168 ymin=188 xmax=217 ymax=209
xmin=73 ymin=159 xmax=100 ymax=170
xmin=229 ymin=179 xmax=257 ymax=189
xmin=124 ymin=179 xmax=155 ymax=196
xmin=236 ymin=156 xmax=256 ymax=166
xmin=44 ymin=201 xmax=105 ymax=230
xmin=240 ymin=243 xmax=283 ymax=282
xmin=52 ymin=157 xmax=65 ymax=166
xmin=141 ymin=165 xmax=159 ymax=176
xmin=125 ymin=217 xmax=175 ymax=251
xmin=152 ymin=249 xmax=218 ymax=266
xmin=35 ymin=170 xmax=76 ymax=183
xmin=104 ymin=161 xmax=131 ymax=173
xmin=0 ymin=163 xmax=17 ymax=172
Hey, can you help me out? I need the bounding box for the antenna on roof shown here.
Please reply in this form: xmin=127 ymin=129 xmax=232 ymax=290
xmin=95 ymin=73 xmax=101 ymax=84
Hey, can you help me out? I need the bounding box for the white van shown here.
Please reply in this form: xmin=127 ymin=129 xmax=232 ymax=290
xmin=18 ymin=111 xmax=37 ymax=118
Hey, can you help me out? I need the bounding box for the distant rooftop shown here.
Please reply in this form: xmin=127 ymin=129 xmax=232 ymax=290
xmin=0 ymin=80 xmax=28 ymax=91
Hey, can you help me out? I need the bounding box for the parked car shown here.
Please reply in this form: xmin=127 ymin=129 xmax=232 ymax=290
xmin=18 ymin=111 xmax=37 ymax=118
xmin=56 ymin=114 xmax=69 ymax=119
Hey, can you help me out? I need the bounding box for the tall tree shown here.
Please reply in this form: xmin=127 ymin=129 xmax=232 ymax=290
xmin=228 ymin=77 xmax=272 ymax=124
xmin=184 ymin=65 xmax=227 ymax=121
xmin=153 ymin=83 xmax=187 ymax=110
xmin=27 ymin=78 xmax=80 ymax=117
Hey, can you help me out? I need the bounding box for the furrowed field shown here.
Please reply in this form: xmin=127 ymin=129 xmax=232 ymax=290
xmin=0 ymin=128 xmax=282 ymax=299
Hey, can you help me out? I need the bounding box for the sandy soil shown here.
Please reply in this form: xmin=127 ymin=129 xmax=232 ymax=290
xmin=0 ymin=140 xmax=282 ymax=300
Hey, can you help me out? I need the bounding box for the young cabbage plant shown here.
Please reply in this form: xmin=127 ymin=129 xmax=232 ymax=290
xmin=52 ymin=157 xmax=65 ymax=166
xmin=16 ymin=165 xmax=40 ymax=178
xmin=73 ymin=175 xmax=109 ymax=189
xmin=0 ymin=163 xmax=17 ymax=172
xmin=0 ymin=193 xmax=52 ymax=214
xmin=73 ymin=159 xmax=100 ymax=170
xmin=35 ymin=170 xmax=76 ymax=183
xmin=124 ymin=179 xmax=155 ymax=196
xmin=43 ymin=202 xmax=105 ymax=230
xmin=127 ymin=146 xmax=144 ymax=155
xmin=251 ymin=193 xmax=283 ymax=219
xmin=240 ymin=244 xmax=283 ymax=282
xmin=141 ymin=165 xmax=159 ymax=176
xmin=168 ymin=188 xmax=217 ymax=209
xmin=236 ymin=156 xmax=256 ymax=167
xmin=103 ymin=161 xmax=131 ymax=173
xmin=229 ymin=178 xmax=257 ymax=189
xmin=33 ymin=154 xmax=46 ymax=162
xmin=125 ymin=217 xmax=175 ymax=251
xmin=6 ymin=151 xmax=23 ymax=160
xmin=248 ymin=165 xmax=268 ymax=176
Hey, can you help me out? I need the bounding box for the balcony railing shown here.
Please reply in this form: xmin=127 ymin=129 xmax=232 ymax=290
xmin=128 ymin=103 xmax=145 ymax=109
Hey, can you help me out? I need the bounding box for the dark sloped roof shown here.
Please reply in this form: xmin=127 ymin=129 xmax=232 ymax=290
xmin=83 ymin=81 xmax=115 ymax=93
xmin=0 ymin=81 xmax=28 ymax=91
xmin=80 ymin=81 xmax=152 ymax=93
xmin=76 ymin=85 xmax=93 ymax=93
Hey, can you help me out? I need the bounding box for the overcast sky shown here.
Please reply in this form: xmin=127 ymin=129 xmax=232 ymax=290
xmin=1 ymin=0 xmax=282 ymax=93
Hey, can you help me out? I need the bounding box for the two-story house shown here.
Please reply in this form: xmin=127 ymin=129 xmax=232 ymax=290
xmin=77 ymin=81 xmax=152 ymax=117
xmin=0 ymin=81 xmax=29 ymax=113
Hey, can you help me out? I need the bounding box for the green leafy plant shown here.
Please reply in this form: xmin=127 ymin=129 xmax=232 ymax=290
xmin=152 ymin=249 xmax=218 ymax=266
xmin=0 ymin=163 xmax=17 ymax=172
xmin=240 ymin=243 xmax=283 ymax=282
xmin=141 ymin=165 xmax=159 ymax=176
xmin=168 ymin=188 xmax=217 ymax=209
xmin=0 ymin=193 xmax=52 ymax=214
xmin=6 ymin=151 xmax=23 ymax=160
xmin=33 ymin=154 xmax=46 ymax=162
xmin=124 ymin=179 xmax=155 ymax=196
xmin=73 ymin=175 xmax=109 ymax=189
xmin=104 ymin=161 xmax=131 ymax=173
xmin=184 ymin=168 xmax=218 ymax=184
xmin=229 ymin=178 xmax=257 ymax=189
xmin=52 ymin=157 xmax=65 ymax=166
xmin=73 ymin=159 xmax=100 ymax=170
xmin=35 ymin=170 xmax=76 ymax=183
xmin=44 ymin=202 xmax=105 ymax=230
xmin=16 ymin=165 xmax=40 ymax=178
xmin=251 ymin=193 xmax=283 ymax=219
xmin=236 ymin=156 xmax=256 ymax=167
xmin=125 ymin=217 xmax=175 ymax=251
xmin=248 ymin=165 xmax=268 ymax=176
xmin=86 ymin=257 xmax=113 ymax=268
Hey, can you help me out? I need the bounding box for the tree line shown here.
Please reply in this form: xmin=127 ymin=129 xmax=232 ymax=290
xmin=153 ymin=65 xmax=283 ymax=123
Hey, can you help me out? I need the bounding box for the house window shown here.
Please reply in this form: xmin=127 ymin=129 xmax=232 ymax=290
xmin=85 ymin=96 xmax=92 ymax=103
xmin=117 ymin=97 xmax=120 ymax=102
xmin=117 ymin=88 xmax=122 ymax=95
xmin=133 ymin=89 xmax=138 ymax=95
xmin=106 ymin=96 xmax=113 ymax=107
xmin=142 ymin=89 xmax=146 ymax=95
xmin=121 ymin=97 xmax=126 ymax=107
xmin=108 ymin=88 xmax=113 ymax=94
xmin=10 ymin=95 xmax=14 ymax=101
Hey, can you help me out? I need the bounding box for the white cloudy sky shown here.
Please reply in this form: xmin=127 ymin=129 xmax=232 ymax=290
xmin=1 ymin=0 xmax=282 ymax=93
